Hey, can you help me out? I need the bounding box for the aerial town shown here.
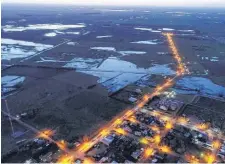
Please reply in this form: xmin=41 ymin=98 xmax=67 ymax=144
xmin=2 ymin=32 xmax=225 ymax=163
xmin=1 ymin=2 xmax=225 ymax=164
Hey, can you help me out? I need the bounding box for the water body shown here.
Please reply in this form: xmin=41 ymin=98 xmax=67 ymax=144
xmin=131 ymin=40 xmax=160 ymax=45
xmin=3 ymin=24 xmax=86 ymax=32
xmin=44 ymin=32 xmax=57 ymax=37
xmin=96 ymin=35 xmax=112 ymax=38
xmin=64 ymin=58 xmax=102 ymax=69
xmin=2 ymin=75 xmax=26 ymax=95
xmin=134 ymin=27 xmax=161 ymax=33
xmin=176 ymin=76 xmax=225 ymax=97
xmin=67 ymin=57 xmax=175 ymax=93
xmin=1 ymin=38 xmax=53 ymax=60
xmin=118 ymin=51 xmax=147 ymax=56
xmin=90 ymin=47 xmax=116 ymax=51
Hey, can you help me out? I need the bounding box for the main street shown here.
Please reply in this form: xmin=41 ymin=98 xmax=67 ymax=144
xmin=57 ymin=32 xmax=190 ymax=163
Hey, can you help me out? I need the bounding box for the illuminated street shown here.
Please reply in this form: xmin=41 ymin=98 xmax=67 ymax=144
xmin=2 ymin=2 xmax=225 ymax=163
xmin=3 ymin=32 xmax=225 ymax=164
xmin=55 ymin=33 xmax=218 ymax=163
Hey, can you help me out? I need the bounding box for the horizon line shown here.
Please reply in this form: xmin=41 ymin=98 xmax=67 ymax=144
xmin=2 ymin=2 xmax=225 ymax=8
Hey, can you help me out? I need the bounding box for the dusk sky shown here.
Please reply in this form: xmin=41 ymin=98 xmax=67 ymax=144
xmin=2 ymin=0 xmax=225 ymax=7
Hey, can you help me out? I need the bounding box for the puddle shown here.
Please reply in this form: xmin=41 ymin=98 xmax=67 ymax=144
xmin=3 ymin=24 xmax=86 ymax=32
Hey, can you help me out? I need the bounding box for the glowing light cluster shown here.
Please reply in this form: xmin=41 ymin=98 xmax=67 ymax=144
xmin=196 ymin=123 xmax=210 ymax=131
xmin=78 ymin=141 xmax=93 ymax=153
xmin=163 ymin=33 xmax=188 ymax=76
xmin=56 ymin=140 xmax=67 ymax=151
xmin=99 ymin=129 xmax=110 ymax=137
xmin=127 ymin=116 xmax=138 ymax=123
xmin=37 ymin=129 xmax=54 ymax=140
xmin=83 ymin=158 xmax=94 ymax=164
xmin=204 ymin=153 xmax=216 ymax=164
xmin=185 ymin=154 xmax=200 ymax=164
xmin=150 ymin=125 xmax=160 ymax=132
xmin=153 ymin=135 xmax=161 ymax=144
xmin=140 ymin=137 xmax=149 ymax=145
xmin=144 ymin=147 xmax=154 ymax=158
xmin=57 ymin=155 xmax=74 ymax=164
xmin=177 ymin=116 xmax=188 ymax=125
xmin=114 ymin=128 xmax=127 ymax=135
xmin=212 ymin=140 xmax=221 ymax=149
xmin=159 ymin=145 xmax=172 ymax=154
xmin=165 ymin=122 xmax=173 ymax=130
xmin=113 ymin=118 xmax=122 ymax=126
